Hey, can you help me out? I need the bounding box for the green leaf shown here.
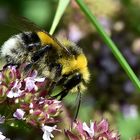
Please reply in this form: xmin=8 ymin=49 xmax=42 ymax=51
xmin=49 ymin=0 xmax=70 ymax=35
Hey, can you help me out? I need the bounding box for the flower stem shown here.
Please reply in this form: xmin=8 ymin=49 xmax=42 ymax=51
xmin=75 ymin=0 xmax=140 ymax=91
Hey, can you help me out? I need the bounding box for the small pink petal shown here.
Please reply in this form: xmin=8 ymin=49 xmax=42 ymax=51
xmin=41 ymin=125 xmax=57 ymax=140
xmin=24 ymin=77 xmax=38 ymax=91
xmin=65 ymin=130 xmax=80 ymax=140
xmin=0 ymin=132 xmax=6 ymax=140
xmin=35 ymin=77 xmax=45 ymax=82
xmin=0 ymin=115 xmax=5 ymax=124
xmin=97 ymin=119 xmax=109 ymax=133
xmin=83 ymin=122 xmax=94 ymax=138
xmin=13 ymin=109 xmax=25 ymax=120
xmin=7 ymin=80 xmax=23 ymax=98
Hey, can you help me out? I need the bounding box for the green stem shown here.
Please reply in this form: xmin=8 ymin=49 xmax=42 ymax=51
xmin=49 ymin=0 xmax=70 ymax=35
xmin=76 ymin=0 xmax=140 ymax=91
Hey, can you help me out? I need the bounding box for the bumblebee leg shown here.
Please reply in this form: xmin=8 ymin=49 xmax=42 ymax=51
xmin=50 ymin=88 xmax=67 ymax=100
xmin=48 ymin=63 xmax=62 ymax=77
xmin=23 ymin=45 xmax=52 ymax=73
xmin=51 ymin=73 xmax=82 ymax=100
xmin=47 ymin=63 xmax=63 ymax=93
xmin=24 ymin=63 xmax=34 ymax=72
xmin=59 ymin=89 xmax=69 ymax=100
xmin=31 ymin=45 xmax=52 ymax=62
xmin=22 ymin=45 xmax=52 ymax=75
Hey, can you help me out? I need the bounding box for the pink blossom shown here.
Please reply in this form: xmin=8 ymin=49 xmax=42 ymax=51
xmin=42 ymin=125 xmax=57 ymax=140
xmin=7 ymin=80 xmax=23 ymax=98
xmin=65 ymin=119 xmax=120 ymax=140
xmin=0 ymin=132 xmax=6 ymax=140
xmin=0 ymin=64 xmax=63 ymax=139
xmin=13 ymin=108 xmax=25 ymax=120
xmin=0 ymin=115 xmax=5 ymax=124
xmin=83 ymin=121 xmax=94 ymax=138
xmin=24 ymin=77 xmax=38 ymax=91
xmin=24 ymin=73 xmax=45 ymax=92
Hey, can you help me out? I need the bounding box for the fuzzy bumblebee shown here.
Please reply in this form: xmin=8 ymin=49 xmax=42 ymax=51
xmin=0 ymin=21 xmax=90 ymax=100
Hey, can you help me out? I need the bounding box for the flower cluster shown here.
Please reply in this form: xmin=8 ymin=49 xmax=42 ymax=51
xmin=0 ymin=65 xmax=120 ymax=140
xmin=0 ymin=65 xmax=62 ymax=127
xmin=65 ymin=119 xmax=119 ymax=140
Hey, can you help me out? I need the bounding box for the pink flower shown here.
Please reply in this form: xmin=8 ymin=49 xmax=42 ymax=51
xmin=0 ymin=132 xmax=6 ymax=140
xmin=0 ymin=64 xmax=63 ymax=139
xmin=25 ymin=97 xmax=62 ymax=126
xmin=65 ymin=119 xmax=120 ymax=140
xmin=83 ymin=121 xmax=94 ymax=138
xmin=7 ymin=80 xmax=23 ymax=98
xmin=2 ymin=65 xmax=19 ymax=83
xmin=24 ymin=77 xmax=38 ymax=91
xmin=95 ymin=119 xmax=109 ymax=133
xmin=0 ymin=115 xmax=5 ymax=124
xmin=13 ymin=108 xmax=25 ymax=120
xmin=0 ymin=73 xmax=3 ymax=84
xmin=41 ymin=124 xmax=57 ymax=140
xmin=24 ymin=71 xmax=45 ymax=92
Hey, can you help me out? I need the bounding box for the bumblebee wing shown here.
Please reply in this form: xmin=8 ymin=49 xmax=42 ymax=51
xmin=9 ymin=16 xmax=71 ymax=54
xmin=9 ymin=16 xmax=43 ymax=32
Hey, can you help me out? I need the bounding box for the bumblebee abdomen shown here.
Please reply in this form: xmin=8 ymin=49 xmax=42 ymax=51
xmin=1 ymin=32 xmax=43 ymax=64
xmin=1 ymin=34 xmax=26 ymax=64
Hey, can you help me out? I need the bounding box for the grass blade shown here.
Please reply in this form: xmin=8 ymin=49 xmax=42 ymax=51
xmin=49 ymin=0 xmax=70 ymax=35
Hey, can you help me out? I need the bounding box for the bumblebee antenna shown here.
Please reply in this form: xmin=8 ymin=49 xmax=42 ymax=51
xmin=73 ymin=87 xmax=82 ymax=122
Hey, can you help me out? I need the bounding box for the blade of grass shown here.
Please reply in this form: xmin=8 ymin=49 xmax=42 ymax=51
xmin=49 ymin=0 xmax=70 ymax=35
xmin=75 ymin=0 xmax=140 ymax=91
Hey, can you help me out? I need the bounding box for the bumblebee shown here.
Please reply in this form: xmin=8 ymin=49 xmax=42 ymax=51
xmin=0 ymin=19 xmax=90 ymax=101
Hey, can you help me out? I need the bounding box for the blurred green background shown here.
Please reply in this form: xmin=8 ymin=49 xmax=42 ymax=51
xmin=1 ymin=0 xmax=140 ymax=139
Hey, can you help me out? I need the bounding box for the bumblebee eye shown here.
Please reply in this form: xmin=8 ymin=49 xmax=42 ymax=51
xmin=22 ymin=32 xmax=40 ymax=44
xmin=21 ymin=32 xmax=41 ymax=51
xmin=27 ymin=44 xmax=39 ymax=51
xmin=21 ymin=33 xmax=31 ymax=44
